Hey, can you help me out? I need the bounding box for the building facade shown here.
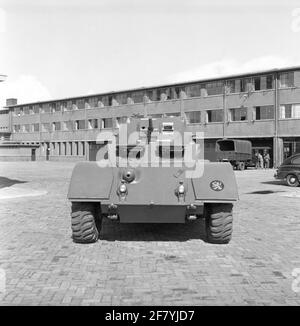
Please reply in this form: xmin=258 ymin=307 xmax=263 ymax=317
xmin=1 ymin=67 xmax=300 ymax=166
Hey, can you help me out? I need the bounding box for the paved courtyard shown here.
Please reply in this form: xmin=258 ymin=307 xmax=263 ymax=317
xmin=0 ymin=161 xmax=299 ymax=305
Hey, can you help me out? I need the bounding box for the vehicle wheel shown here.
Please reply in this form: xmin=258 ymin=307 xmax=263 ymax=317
xmin=71 ymin=202 xmax=102 ymax=243
xmin=205 ymin=203 xmax=233 ymax=244
xmin=238 ymin=162 xmax=245 ymax=171
xmin=286 ymin=174 xmax=299 ymax=187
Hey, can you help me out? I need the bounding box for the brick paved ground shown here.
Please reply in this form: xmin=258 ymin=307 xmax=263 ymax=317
xmin=0 ymin=162 xmax=299 ymax=305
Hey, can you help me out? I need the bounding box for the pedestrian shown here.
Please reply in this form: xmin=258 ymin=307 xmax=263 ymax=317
xmin=254 ymin=150 xmax=259 ymax=169
xmin=258 ymin=152 xmax=263 ymax=169
xmin=263 ymin=150 xmax=270 ymax=169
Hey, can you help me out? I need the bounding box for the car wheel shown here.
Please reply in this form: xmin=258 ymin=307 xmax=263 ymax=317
xmin=71 ymin=202 xmax=102 ymax=243
xmin=205 ymin=203 xmax=233 ymax=244
xmin=286 ymin=174 xmax=299 ymax=187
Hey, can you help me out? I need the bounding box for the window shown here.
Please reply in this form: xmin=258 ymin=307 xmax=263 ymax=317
xmin=61 ymin=102 xmax=67 ymax=111
xmin=82 ymin=142 xmax=85 ymax=156
xmin=52 ymin=122 xmax=61 ymax=131
xmin=42 ymin=123 xmax=51 ymax=132
xmin=229 ymin=108 xmax=247 ymax=121
xmin=14 ymin=108 xmax=20 ymax=116
xmin=100 ymin=96 xmax=109 ymax=107
xmin=88 ymin=97 xmax=98 ymax=108
xmin=241 ymin=78 xmax=253 ymax=92
xmin=53 ymin=102 xmax=61 ymax=112
xmin=145 ymin=89 xmax=155 ymax=101
xmin=58 ymin=143 xmax=61 ymax=155
xmin=206 ymin=81 xmax=223 ymax=95
xmin=69 ymin=142 xmax=73 ymax=156
xmin=66 ymin=100 xmax=73 ymax=110
xmin=23 ymin=106 xmax=30 ymax=115
xmin=115 ymin=93 xmax=128 ymax=105
xmin=111 ymin=98 xmax=119 ymax=106
xmin=130 ymin=91 xmax=144 ymax=103
xmin=63 ymin=121 xmax=73 ymax=131
xmin=13 ymin=125 xmax=21 ymax=132
xmin=33 ymin=123 xmax=39 ymax=132
xmin=88 ymin=119 xmax=98 ymax=129
xmin=280 ymin=104 xmax=300 ymax=119
xmin=41 ymin=103 xmax=50 ymax=113
xmin=33 ymin=105 xmax=40 ymax=114
xmin=50 ymin=103 xmax=56 ymax=113
xmin=186 ymin=84 xmax=201 ymax=98
xmin=75 ymin=120 xmax=86 ymax=130
xmin=76 ymin=99 xmax=85 ymax=109
xmin=226 ymin=79 xmax=241 ymax=93
xmin=253 ymin=75 xmax=274 ymax=90
xmin=75 ymin=142 xmax=79 ymax=155
xmin=254 ymin=77 xmax=261 ymax=91
xmin=185 ymin=111 xmax=201 ymax=124
xmin=24 ymin=124 xmax=31 ymax=132
xmin=255 ymin=106 xmax=274 ymax=120
xmin=206 ymin=109 xmax=224 ymax=123
xmin=266 ymin=75 xmax=273 ymax=89
xmin=102 ymin=118 xmax=113 ymax=129
xmin=291 ymin=156 xmax=300 ymax=164
xmin=279 ymin=72 xmax=294 ymax=88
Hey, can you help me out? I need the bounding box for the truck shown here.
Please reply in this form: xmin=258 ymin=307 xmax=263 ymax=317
xmin=215 ymin=138 xmax=252 ymax=170
xmin=67 ymin=116 xmax=239 ymax=244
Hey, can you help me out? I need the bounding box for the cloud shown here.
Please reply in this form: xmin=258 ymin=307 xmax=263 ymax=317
xmin=167 ymin=56 xmax=300 ymax=83
xmin=0 ymin=75 xmax=51 ymax=107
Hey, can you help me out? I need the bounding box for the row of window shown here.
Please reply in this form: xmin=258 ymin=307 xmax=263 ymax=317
xmin=12 ymin=72 xmax=296 ymax=116
xmin=14 ymin=104 xmax=299 ymax=133
xmin=41 ymin=141 xmax=85 ymax=156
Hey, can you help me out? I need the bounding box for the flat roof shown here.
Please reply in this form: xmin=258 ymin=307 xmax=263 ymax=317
xmin=5 ymin=65 xmax=300 ymax=108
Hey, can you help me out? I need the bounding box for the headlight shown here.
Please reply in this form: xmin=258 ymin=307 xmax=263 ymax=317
xmin=175 ymin=181 xmax=186 ymax=201
xmin=117 ymin=180 xmax=128 ymax=199
xmin=178 ymin=182 xmax=185 ymax=195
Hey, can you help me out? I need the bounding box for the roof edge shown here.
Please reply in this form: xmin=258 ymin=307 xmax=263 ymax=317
xmin=5 ymin=65 xmax=300 ymax=108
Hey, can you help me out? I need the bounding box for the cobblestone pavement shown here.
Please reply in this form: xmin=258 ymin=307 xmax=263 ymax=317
xmin=0 ymin=162 xmax=299 ymax=306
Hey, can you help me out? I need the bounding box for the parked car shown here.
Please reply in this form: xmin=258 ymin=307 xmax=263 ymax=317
xmin=274 ymin=153 xmax=300 ymax=187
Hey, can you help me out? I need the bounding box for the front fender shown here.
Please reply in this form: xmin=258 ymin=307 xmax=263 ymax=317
xmin=67 ymin=162 xmax=114 ymax=201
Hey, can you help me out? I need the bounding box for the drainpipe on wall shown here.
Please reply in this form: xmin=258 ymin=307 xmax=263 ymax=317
xmin=274 ymin=72 xmax=279 ymax=168
xmin=223 ymin=83 xmax=226 ymax=138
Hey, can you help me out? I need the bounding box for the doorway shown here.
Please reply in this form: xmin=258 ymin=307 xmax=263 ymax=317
xmin=31 ymin=148 xmax=36 ymax=161
xmin=46 ymin=143 xmax=50 ymax=161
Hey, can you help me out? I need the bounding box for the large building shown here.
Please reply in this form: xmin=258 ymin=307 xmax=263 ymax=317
xmin=1 ymin=66 xmax=300 ymax=165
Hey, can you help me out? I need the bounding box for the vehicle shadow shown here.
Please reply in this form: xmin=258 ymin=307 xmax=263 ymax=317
xmin=260 ymin=180 xmax=287 ymax=186
xmin=99 ymin=218 xmax=207 ymax=242
xmin=0 ymin=176 xmax=27 ymax=189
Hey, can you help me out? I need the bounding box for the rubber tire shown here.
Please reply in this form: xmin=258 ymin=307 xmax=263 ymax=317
xmin=286 ymin=174 xmax=299 ymax=187
xmin=205 ymin=203 xmax=233 ymax=244
xmin=71 ymin=202 xmax=102 ymax=243
xmin=238 ymin=162 xmax=245 ymax=171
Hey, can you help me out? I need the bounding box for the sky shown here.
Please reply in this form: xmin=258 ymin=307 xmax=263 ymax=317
xmin=0 ymin=0 xmax=300 ymax=106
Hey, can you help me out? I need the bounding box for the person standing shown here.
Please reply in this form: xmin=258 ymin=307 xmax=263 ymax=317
xmin=263 ymin=150 xmax=270 ymax=169
xmin=258 ymin=152 xmax=264 ymax=169
xmin=254 ymin=150 xmax=259 ymax=169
